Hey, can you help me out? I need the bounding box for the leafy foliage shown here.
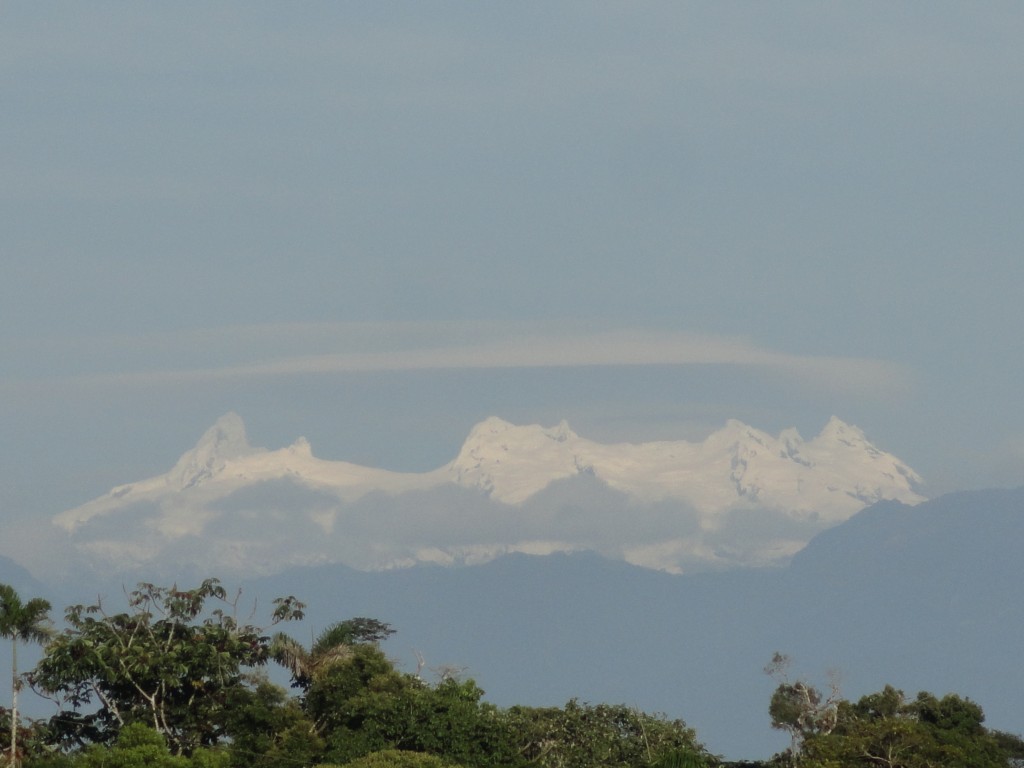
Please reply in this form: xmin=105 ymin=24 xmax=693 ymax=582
xmin=31 ymin=579 xmax=303 ymax=755
xmin=221 ymin=675 xmax=322 ymax=768
xmin=650 ymin=749 xmax=710 ymax=768
xmin=68 ymin=723 xmax=230 ymax=768
xmin=0 ymin=584 xmax=53 ymax=767
xmin=0 ymin=586 xmax=53 ymax=648
xmin=331 ymin=748 xmax=461 ymax=768
xmin=14 ymin=581 xmax=1022 ymax=768
xmin=763 ymin=653 xmax=839 ymax=765
xmin=506 ymin=699 xmax=706 ymax=768
xmin=271 ymin=617 xmax=394 ymax=692
xmin=797 ymin=686 xmax=1023 ymax=768
xmin=305 ymin=646 xmax=519 ymax=767
xmin=330 ymin=618 xmax=397 ymax=646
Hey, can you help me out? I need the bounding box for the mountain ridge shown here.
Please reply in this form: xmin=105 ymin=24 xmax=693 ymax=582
xmin=232 ymin=487 xmax=1024 ymax=760
xmin=51 ymin=412 xmax=925 ymax=577
xmin=29 ymin=487 xmax=1024 ymax=759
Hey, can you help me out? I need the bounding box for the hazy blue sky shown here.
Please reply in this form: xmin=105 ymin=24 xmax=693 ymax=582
xmin=3 ymin=2 xmax=1023 ymax=553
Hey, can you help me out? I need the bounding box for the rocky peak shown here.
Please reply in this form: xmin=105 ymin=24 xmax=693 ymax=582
xmin=167 ymin=412 xmax=260 ymax=490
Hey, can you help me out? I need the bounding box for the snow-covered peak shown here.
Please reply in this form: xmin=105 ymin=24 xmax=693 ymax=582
xmin=459 ymin=416 xmax=579 ymax=449
xmin=447 ymin=417 xmax=589 ymax=502
xmin=777 ymin=427 xmax=809 ymax=465
xmin=703 ymin=419 xmax=775 ymax=453
xmin=53 ymin=413 xmax=441 ymax=538
xmin=53 ymin=412 xmax=926 ymax=578
xmin=806 ymin=416 xmax=923 ymax=497
xmin=287 ymin=436 xmax=313 ymax=457
xmin=168 ymin=412 xmax=261 ymax=490
xmin=817 ymin=415 xmax=867 ymax=444
xmin=464 ymin=416 xmax=516 ymax=437
xmin=545 ymin=419 xmax=577 ymax=443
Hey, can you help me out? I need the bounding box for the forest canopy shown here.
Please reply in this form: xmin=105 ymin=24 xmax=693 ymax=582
xmin=0 ymin=580 xmax=1019 ymax=768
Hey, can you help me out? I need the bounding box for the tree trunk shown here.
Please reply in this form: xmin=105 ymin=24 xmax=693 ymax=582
xmin=10 ymin=639 xmax=17 ymax=768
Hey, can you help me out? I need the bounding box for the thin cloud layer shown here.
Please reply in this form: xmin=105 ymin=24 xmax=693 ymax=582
xmin=14 ymin=325 xmax=910 ymax=400
xmin=50 ymin=476 xmax=789 ymax=579
xmin=3 ymin=2 xmax=1024 ymax=544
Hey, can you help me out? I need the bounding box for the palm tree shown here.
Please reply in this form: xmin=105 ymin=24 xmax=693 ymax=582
xmin=0 ymin=585 xmax=52 ymax=768
xmin=270 ymin=617 xmax=393 ymax=690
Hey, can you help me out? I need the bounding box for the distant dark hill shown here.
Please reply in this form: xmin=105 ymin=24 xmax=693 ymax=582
xmin=0 ymin=553 xmax=49 ymax=597
xmin=55 ymin=487 xmax=1024 ymax=761
xmin=789 ymin=487 xmax=1023 ymax=580
xmin=776 ymin=487 xmax=1024 ymax=735
xmin=246 ymin=549 xmax=787 ymax=750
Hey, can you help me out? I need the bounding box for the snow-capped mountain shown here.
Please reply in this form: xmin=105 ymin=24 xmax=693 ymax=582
xmin=53 ymin=412 xmax=924 ymax=576
xmin=62 ymin=412 xmax=443 ymax=535
xmin=446 ymin=415 xmax=921 ymax=516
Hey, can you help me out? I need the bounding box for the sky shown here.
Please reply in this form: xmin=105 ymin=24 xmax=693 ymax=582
xmin=2 ymin=2 xmax=1024 ymax=566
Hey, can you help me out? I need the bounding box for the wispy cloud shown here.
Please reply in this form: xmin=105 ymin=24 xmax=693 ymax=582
xmin=9 ymin=323 xmax=910 ymax=399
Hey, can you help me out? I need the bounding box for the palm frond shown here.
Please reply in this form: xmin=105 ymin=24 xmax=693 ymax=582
xmin=0 ymin=586 xmax=52 ymax=643
xmin=312 ymin=622 xmax=354 ymax=655
xmin=269 ymin=632 xmax=311 ymax=679
xmin=311 ymin=644 xmax=353 ymax=675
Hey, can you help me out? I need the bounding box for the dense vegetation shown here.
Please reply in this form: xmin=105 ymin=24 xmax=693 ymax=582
xmin=0 ymin=581 xmax=1020 ymax=768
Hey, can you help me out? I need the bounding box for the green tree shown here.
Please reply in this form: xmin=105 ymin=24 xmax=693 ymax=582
xmin=76 ymin=722 xmax=189 ymax=768
xmin=334 ymin=749 xmax=461 ymax=768
xmin=31 ymin=580 xmax=303 ymax=755
xmin=799 ymin=686 xmax=1022 ymax=768
xmin=271 ymin=618 xmax=394 ymax=692
xmin=300 ymin=645 xmax=522 ymax=768
xmin=649 ymin=749 xmax=710 ymax=768
xmin=330 ymin=619 xmax=396 ymax=647
xmin=0 ymin=584 xmax=53 ymax=768
xmin=221 ymin=675 xmax=322 ymax=768
xmin=305 ymin=645 xmax=418 ymax=763
xmin=763 ymin=654 xmax=839 ymax=766
xmin=379 ymin=678 xmax=520 ymax=768
xmin=70 ymin=722 xmax=230 ymax=768
xmin=506 ymin=700 xmax=707 ymax=768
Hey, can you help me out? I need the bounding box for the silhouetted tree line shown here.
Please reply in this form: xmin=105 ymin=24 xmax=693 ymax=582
xmin=1 ymin=581 xmax=1021 ymax=768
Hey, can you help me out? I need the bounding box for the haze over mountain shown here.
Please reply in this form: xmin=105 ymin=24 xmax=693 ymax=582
xmin=35 ymin=486 xmax=1022 ymax=760
xmin=3 ymin=6 xmax=1022 ymax=764
xmin=236 ymin=486 xmax=1024 ymax=760
xmin=52 ymin=412 xmax=924 ymax=579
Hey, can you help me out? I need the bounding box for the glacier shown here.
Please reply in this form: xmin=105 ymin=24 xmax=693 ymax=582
xmin=52 ymin=412 xmax=925 ymax=577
